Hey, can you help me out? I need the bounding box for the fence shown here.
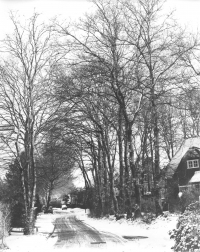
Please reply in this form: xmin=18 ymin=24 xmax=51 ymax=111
xmin=179 ymin=184 xmax=200 ymax=192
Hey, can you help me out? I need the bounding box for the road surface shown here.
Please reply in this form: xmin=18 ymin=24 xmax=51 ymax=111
xmin=50 ymin=210 xmax=126 ymax=249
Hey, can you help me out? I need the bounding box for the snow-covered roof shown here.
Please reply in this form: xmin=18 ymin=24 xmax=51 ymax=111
xmin=189 ymin=171 xmax=200 ymax=183
xmin=166 ymin=137 xmax=200 ymax=177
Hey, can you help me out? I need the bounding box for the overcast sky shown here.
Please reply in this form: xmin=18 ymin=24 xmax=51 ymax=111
xmin=0 ymin=0 xmax=92 ymax=38
xmin=0 ymin=0 xmax=200 ymax=38
xmin=167 ymin=0 xmax=200 ymax=30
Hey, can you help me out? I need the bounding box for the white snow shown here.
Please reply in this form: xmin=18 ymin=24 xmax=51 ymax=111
xmin=3 ymin=208 xmax=178 ymax=252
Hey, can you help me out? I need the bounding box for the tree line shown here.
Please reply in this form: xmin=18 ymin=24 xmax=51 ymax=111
xmin=0 ymin=0 xmax=200 ymax=234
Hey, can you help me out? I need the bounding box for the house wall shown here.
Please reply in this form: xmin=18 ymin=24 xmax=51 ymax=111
xmin=174 ymin=150 xmax=200 ymax=186
xmin=164 ymin=147 xmax=200 ymax=211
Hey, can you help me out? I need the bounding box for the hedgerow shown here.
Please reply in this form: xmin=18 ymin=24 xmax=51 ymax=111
xmin=169 ymin=201 xmax=200 ymax=252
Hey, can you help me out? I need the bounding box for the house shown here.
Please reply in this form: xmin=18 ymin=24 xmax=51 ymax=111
xmin=165 ymin=137 xmax=200 ymax=194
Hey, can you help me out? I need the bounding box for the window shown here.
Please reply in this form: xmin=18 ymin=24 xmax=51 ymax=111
xmin=187 ymin=159 xmax=199 ymax=169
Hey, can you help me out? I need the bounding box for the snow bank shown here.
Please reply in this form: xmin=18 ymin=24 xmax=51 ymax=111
xmin=79 ymin=212 xmax=178 ymax=252
xmin=6 ymin=234 xmax=57 ymax=252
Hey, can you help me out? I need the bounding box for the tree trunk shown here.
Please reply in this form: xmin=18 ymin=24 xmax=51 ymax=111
xmin=91 ymin=140 xmax=103 ymax=216
xmin=152 ymin=94 xmax=163 ymax=217
xmin=118 ymin=107 xmax=125 ymax=212
xmin=102 ymin=146 xmax=109 ymax=215
xmin=126 ymin=123 xmax=141 ymax=218
xmin=123 ymin=128 xmax=132 ymax=218
xmin=101 ymin=132 xmax=118 ymax=214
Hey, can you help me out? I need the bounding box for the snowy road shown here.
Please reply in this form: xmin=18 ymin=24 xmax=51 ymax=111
xmin=51 ymin=211 xmax=126 ymax=249
xmin=5 ymin=209 xmax=178 ymax=252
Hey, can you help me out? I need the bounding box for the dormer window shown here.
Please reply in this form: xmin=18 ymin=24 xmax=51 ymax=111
xmin=187 ymin=159 xmax=199 ymax=169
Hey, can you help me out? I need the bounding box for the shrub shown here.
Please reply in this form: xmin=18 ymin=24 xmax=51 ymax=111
xmin=0 ymin=203 xmax=11 ymax=249
xmin=179 ymin=190 xmax=199 ymax=213
xmin=141 ymin=198 xmax=156 ymax=213
xmin=166 ymin=179 xmax=180 ymax=212
xmin=167 ymin=187 xmax=199 ymax=213
xmin=10 ymin=202 xmax=24 ymax=228
xmin=49 ymin=199 xmax=61 ymax=208
xmin=142 ymin=212 xmax=156 ymax=224
xmin=169 ymin=201 xmax=200 ymax=252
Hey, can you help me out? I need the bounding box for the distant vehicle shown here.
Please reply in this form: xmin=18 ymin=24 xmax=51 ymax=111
xmin=61 ymin=204 xmax=67 ymax=210
xmin=62 ymin=194 xmax=70 ymax=206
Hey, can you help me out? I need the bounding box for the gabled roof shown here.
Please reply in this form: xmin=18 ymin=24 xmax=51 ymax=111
xmin=189 ymin=171 xmax=200 ymax=183
xmin=166 ymin=137 xmax=200 ymax=177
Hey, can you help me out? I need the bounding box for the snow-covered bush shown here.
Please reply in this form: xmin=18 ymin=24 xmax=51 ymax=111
xmin=179 ymin=190 xmax=199 ymax=213
xmin=142 ymin=212 xmax=156 ymax=224
xmin=169 ymin=201 xmax=200 ymax=252
xmin=0 ymin=203 xmax=11 ymax=249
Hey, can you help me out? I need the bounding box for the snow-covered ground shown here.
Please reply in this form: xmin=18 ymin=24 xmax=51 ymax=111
xmin=4 ymin=208 xmax=178 ymax=252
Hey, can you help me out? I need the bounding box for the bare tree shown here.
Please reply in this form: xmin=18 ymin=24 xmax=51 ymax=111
xmin=52 ymin=0 xmax=198 ymax=217
xmin=0 ymin=13 xmax=60 ymax=234
xmin=122 ymin=0 xmax=198 ymax=215
xmin=54 ymin=0 xmax=145 ymax=217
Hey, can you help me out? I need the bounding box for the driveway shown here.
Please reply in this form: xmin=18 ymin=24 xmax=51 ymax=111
xmin=50 ymin=210 xmax=126 ymax=249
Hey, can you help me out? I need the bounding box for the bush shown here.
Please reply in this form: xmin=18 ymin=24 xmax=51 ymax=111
xmin=0 ymin=203 xmax=11 ymax=249
xmin=179 ymin=190 xmax=199 ymax=213
xmin=142 ymin=212 xmax=156 ymax=224
xmin=10 ymin=202 xmax=24 ymax=228
xmin=141 ymin=198 xmax=156 ymax=213
xmin=169 ymin=201 xmax=200 ymax=252
xmin=166 ymin=187 xmax=199 ymax=213
xmin=49 ymin=199 xmax=61 ymax=208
